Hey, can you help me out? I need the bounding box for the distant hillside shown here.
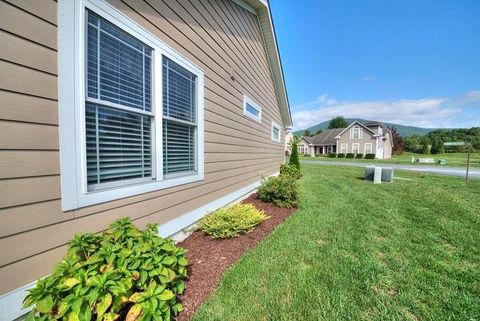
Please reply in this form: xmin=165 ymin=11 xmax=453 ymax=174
xmin=294 ymin=118 xmax=437 ymax=137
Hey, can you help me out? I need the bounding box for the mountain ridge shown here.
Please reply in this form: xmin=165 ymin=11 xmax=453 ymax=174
xmin=294 ymin=118 xmax=438 ymax=137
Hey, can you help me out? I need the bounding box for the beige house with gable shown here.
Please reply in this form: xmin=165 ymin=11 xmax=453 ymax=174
xmin=0 ymin=0 xmax=292 ymax=319
xmin=298 ymin=121 xmax=393 ymax=159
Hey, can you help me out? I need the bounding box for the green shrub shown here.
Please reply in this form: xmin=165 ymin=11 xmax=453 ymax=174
xmin=257 ymin=176 xmax=300 ymax=208
xmin=337 ymin=153 xmax=346 ymax=158
xmin=365 ymin=153 xmax=376 ymax=159
xmin=356 ymin=153 xmax=364 ymax=159
xmin=346 ymin=153 xmax=355 ymax=159
xmin=303 ymin=154 xmax=311 ymax=157
xmin=23 ymin=218 xmax=188 ymax=321
xmin=289 ymin=137 xmax=300 ymax=170
xmin=328 ymin=153 xmax=336 ymax=158
xmin=280 ymin=164 xmax=301 ymax=179
xmin=200 ymin=204 xmax=268 ymax=239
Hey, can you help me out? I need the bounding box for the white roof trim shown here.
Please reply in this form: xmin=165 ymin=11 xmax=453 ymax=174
xmin=334 ymin=121 xmax=378 ymax=138
xmin=233 ymin=0 xmax=292 ymax=128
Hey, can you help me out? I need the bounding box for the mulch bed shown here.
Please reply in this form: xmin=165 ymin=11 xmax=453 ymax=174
xmin=176 ymin=193 xmax=297 ymax=321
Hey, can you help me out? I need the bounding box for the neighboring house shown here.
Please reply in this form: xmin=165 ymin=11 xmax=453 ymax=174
xmin=0 ymin=0 xmax=291 ymax=319
xmin=285 ymin=132 xmax=294 ymax=154
xmin=298 ymin=121 xmax=393 ymax=159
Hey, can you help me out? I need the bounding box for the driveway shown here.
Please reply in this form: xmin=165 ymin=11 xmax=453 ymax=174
xmin=301 ymin=160 xmax=480 ymax=179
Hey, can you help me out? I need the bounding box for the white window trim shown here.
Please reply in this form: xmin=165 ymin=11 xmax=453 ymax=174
xmin=364 ymin=143 xmax=373 ymax=154
xmin=271 ymin=121 xmax=281 ymax=143
xmin=243 ymin=95 xmax=262 ymax=123
xmin=340 ymin=143 xmax=348 ymax=154
xmin=351 ymin=126 xmax=362 ymax=139
xmin=352 ymin=143 xmax=360 ymax=154
xmin=58 ymin=0 xmax=205 ymax=211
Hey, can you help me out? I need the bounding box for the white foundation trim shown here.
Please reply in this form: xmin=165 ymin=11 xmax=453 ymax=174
xmin=0 ymin=172 xmax=278 ymax=320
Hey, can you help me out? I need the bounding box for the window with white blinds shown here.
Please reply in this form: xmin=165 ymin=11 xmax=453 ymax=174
xmin=243 ymin=96 xmax=262 ymax=123
xmin=59 ymin=0 xmax=204 ymax=210
xmin=86 ymin=10 xmax=153 ymax=190
xmin=162 ymin=57 xmax=197 ymax=176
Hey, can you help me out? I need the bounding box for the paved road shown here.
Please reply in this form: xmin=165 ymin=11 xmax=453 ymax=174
xmin=301 ymin=160 xmax=480 ymax=179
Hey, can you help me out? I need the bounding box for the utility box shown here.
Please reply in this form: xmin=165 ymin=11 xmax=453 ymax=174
xmin=365 ymin=166 xmax=376 ymax=181
xmin=381 ymin=167 xmax=394 ymax=182
xmin=374 ymin=167 xmax=382 ymax=184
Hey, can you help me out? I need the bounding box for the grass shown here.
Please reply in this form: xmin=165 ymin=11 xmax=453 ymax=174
xmin=193 ymin=165 xmax=480 ymax=321
xmin=301 ymin=152 xmax=480 ymax=167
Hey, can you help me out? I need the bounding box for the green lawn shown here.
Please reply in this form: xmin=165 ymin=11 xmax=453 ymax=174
xmin=193 ymin=165 xmax=480 ymax=321
xmin=301 ymin=152 xmax=480 ymax=167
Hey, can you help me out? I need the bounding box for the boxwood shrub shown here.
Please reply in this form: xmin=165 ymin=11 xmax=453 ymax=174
xmin=280 ymin=164 xmax=301 ymax=179
xmin=328 ymin=153 xmax=337 ymax=158
xmin=356 ymin=153 xmax=364 ymax=159
xmin=337 ymin=153 xmax=346 ymax=158
xmin=365 ymin=153 xmax=376 ymax=159
xmin=201 ymin=203 xmax=268 ymax=239
xmin=23 ymin=218 xmax=188 ymax=321
xmin=346 ymin=153 xmax=355 ymax=159
xmin=257 ymin=176 xmax=300 ymax=208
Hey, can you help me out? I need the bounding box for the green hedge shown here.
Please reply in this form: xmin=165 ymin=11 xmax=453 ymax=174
xmin=258 ymin=176 xmax=300 ymax=208
xmin=328 ymin=153 xmax=337 ymax=158
xmin=23 ymin=218 xmax=187 ymax=321
xmin=337 ymin=153 xmax=346 ymax=158
xmin=346 ymin=153 xmax=355 ymax=159
xmin=280 ymin=164 xmax=301 ymax=179
xmin=356 ymin=153 xmax=364 ymax=159
xmin=365 ymin=153 xmax=376 ymax=159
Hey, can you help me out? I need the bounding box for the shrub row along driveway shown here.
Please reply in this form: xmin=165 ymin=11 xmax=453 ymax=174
xmin=193 ymin=164 xmax=480 ymax=321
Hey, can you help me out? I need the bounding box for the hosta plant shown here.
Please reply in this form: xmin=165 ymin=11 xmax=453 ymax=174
xmin=23 ymin=218 xmax=188 ymax=321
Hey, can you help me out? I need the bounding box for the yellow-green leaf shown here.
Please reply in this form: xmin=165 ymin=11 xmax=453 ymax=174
xmin=128 ymin=292 xmax=144 ymax=303
xmin=55 ymin=300 xmax=70 ymax=318
xmin=126 ymin=304 xmax=142 ymax=321
xmin=36 ymin=295 xmax=54 ymax=313
xmin=67 ymin=311 xmax=80 ymax=321
xmin=177 ymin=257 xmax=188 ymax=266
xmin=158 ymin=290 xmax=174 ymax=301
xmin=96 ymin=293 xmax=112 ymax=319
xmin=103 ymin=312 xmax=120 ymax=321
xmin=63 ymin=278 xmax=81 ymax=289
xmin=161 ymin=256 xmax=176 ymax=266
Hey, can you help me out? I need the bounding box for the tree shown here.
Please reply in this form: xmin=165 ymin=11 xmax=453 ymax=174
xmin=388 ymin=126 xmax=405 ymax=155
xmin=304 ymin=129 xmax=311 ymax=137
xmin=421 ymin=137 xmax=430 ymax=154
xmin=289 ymin=136 xmax=300 ymax=170
xmin=328 ymin=116 xmax=348 ymax=129
xmin=430 ymin=136 xmax=444 ymax=154
xmin=315 ymin=129 xmax=323 ymax=135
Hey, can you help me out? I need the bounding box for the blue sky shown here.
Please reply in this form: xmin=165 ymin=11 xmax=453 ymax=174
xmin=270 ymin=0 xmax=480 ymax=130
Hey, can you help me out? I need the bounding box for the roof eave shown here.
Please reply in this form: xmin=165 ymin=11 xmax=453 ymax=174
xmin=240 ymin=0 xmax=292 ymax=128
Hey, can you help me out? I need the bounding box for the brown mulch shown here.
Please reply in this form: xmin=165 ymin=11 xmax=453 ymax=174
xmin=175 ymin=193 xmax=297 ymax=321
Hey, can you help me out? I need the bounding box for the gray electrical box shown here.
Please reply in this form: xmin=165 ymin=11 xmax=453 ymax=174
xmin=381 ymin=167 xmax=394 ymax=182
xmin=365 ymin=166 xmax=375 ymax=181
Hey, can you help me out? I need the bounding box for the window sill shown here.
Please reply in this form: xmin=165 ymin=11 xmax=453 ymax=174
xmin=64 ymin=172 xmax=204 ymax=211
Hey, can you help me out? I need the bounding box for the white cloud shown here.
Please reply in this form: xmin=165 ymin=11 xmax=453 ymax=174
xmin=363 ymin=75 xmax=376 ymax=82
xmin=291 ymin=91 xmax=480 ymax=130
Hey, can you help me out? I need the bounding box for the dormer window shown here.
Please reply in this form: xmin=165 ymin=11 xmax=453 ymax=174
xmin=351 ymin=126 xmax=362 ymax=139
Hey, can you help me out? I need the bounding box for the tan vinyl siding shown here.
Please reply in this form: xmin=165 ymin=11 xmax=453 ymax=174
xmin=0 ymin=0 xmax=285 ymax=294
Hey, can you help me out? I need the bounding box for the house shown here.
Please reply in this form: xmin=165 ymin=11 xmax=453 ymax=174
xmin=298 ymin=121 xmax=393 ymax=159
xmin=284 ymin=132 xmax=294 ymax=155
xmin=0 ymin=0 xmax=291 ymax=319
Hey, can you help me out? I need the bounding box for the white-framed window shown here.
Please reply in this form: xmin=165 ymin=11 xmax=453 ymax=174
xmin=58 ymin=0 xmax=205 ymax=210
xmin=364 ymin=143 xmax=373 ymax=154
xmin=351 ymin=126 xmax=362 ymax=139
xmin=340 ymin=143 xmax=348 ymax=154
xmin=352 ymin=143 xmax=360 ymax=154
xmin=243 ymin=95 xmax=262 ymax=123
xmin=271 ymin=121 xmax=281 ymax=143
